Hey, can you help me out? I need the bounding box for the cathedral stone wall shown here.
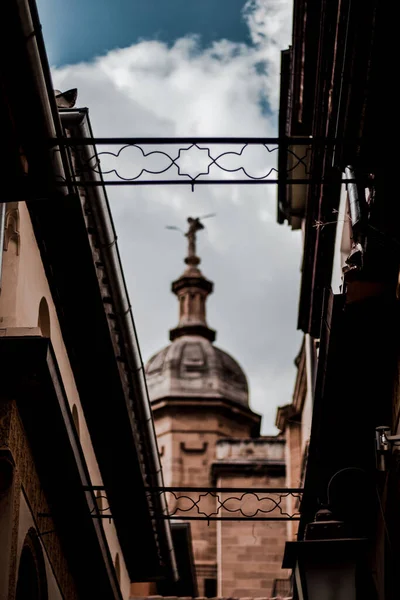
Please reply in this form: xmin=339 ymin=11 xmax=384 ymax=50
xmin=154 ymin=407 xmax=255 ymax=596
xmin=153 ymin=407 xmax=290 ymax=598
xmin=214 ymin=439 xmax=290 ymax=598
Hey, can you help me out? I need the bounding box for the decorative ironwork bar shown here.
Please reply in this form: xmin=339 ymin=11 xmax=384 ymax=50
xmin=59 ymin=178 xmax=357 ymax=186
xmin=44 ymin=136 xmax=371 ymax=187
xmin=74 ymin=486 xmax=304 ymax=521
xmin=83 ymin=486 xmax=304 ymax=493
xmin=49 ymin=136 xmax=362 ymax=147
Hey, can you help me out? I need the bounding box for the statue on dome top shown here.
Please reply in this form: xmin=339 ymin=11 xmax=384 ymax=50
xmin=166 ymin=213 xmax=216 ymax=261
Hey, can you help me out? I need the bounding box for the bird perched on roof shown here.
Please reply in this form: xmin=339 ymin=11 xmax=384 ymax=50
xmin=54 ymin=88 xmax=78 ymax=109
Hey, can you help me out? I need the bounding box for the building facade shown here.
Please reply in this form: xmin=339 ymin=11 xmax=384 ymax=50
xmin=145 ymin=221 xmax=290 ymax=598
xmin=277 ymin=0 xmax=390 ymax=598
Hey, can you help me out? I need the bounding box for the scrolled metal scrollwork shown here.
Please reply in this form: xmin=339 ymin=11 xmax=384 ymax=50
xmin=49 ymin=137 xmax=322 ymax=187
xmin=39 ymin=486 xmax=303 ymax=521
xmin=145 ymin=486 xmax=303 ymax=521
xmin=72 ymin=142 xmax=310 ymax=183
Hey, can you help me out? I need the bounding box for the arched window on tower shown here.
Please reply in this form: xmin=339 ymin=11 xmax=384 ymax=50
xmin=38 ymin=297 xmax=50 ymax=338
xmin=185 ymin=293 xmax=190 ymax=317
xmin=195 ymin=293 xmax=202 ymax=317
xmin=189 ymin=293 xmax=196 ymax=318
xmin=199 ymin=295 xmax=205 ymax=318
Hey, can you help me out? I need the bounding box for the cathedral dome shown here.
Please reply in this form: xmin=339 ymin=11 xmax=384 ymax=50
xmin=145 ymin=216 xmax=249 ymax=408
xmin=146 ymin=335 xmax=249 ymax=406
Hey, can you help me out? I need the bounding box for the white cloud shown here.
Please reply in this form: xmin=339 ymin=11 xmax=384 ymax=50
xmin=52 ymin=0 xmax=300 ymax=433
xmin=243 ymin=0 xmax=293 ymax=110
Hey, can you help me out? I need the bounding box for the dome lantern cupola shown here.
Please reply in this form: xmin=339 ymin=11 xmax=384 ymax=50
xmin=146 ymin=216 xmax=250 ymax=408
xmin=169 ymin=217 xmax=216 ymax=343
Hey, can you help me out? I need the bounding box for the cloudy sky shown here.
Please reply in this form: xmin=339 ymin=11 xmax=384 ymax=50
xmin=38 ymin=0 xmax=302 ymax=433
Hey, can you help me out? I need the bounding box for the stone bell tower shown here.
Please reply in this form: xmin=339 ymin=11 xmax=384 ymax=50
xmin=145 ymin=217 xmax=261 ymax=596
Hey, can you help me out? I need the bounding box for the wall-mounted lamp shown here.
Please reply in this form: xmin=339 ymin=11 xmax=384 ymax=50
xmin=282 ymin=507 xmax=369 ymax=600
xmin=375 ymin=426 xmax=400 ymax=472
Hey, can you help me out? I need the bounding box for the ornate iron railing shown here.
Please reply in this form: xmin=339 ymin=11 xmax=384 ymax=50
xmin=146 ymin=486 xmax=303 ymax=521
xmin=49 ymin=137 xmax=362 ymax=189
xmin=45 ymin=486 xmax=303 ymax=522
xmin=38 ymin=487 xmax=303 ymax=529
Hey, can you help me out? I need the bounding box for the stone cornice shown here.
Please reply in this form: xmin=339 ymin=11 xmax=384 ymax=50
xmin=211 ymin=460 xmax=286 ymax=481
xmin=151 ymin=396 xmax=261 ymax=436
xmin=151 ymin=395 xmax=261 ymax=421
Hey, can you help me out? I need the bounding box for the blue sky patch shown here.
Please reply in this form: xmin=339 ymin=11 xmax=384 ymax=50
xmin=37 ymin=0 xmax=252 ymax=66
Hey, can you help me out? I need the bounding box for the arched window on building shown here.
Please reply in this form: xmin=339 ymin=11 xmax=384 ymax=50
xmin=15 ymin=529 xmax=48 ymax=600
xmin=72 ymin=404 xmax=80 ymax=439
xmin=38 ymin=297 xmax=50 ymax=338
xmin=114 ymin=552 xmax=121 ymax=585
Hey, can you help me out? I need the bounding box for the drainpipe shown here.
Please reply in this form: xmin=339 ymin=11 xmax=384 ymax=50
xmin=60 ymin=109 xmax=178 ymax=582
